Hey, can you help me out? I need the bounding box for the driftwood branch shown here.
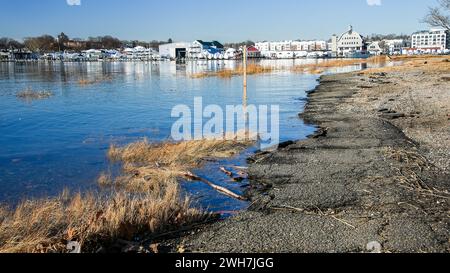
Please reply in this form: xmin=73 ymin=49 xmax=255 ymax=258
xmin=181 ymin=171 xmax=248 ymax=201
xmin=220 ymin=167 xmax=234 ymax=177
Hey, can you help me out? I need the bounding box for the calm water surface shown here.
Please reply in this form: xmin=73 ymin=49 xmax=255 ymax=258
xmin=0 ymin=59 xmax=370 ymax=212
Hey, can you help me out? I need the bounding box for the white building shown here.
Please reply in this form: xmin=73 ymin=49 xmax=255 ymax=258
xmin=368 ymin=41 xmax=383 ymax=55
xmin=255 ymin=41 xmax=270 ymax=52
xmin=159 ymin=40 xmax=225 ymax=60
xmin=411 ymin=28 xmax=449 ymax=51
xmin=384 ymin=39 xmax=410 ymax=55
xmin=123 ymin=46 xmax=158 ymax=61
xmin=255 ymin=40 xmax=327 ymax=52
xmin=331 ymin=25 xmax=367 ymax=56
xmin=159 ymin=42 xmax=193 ymax=60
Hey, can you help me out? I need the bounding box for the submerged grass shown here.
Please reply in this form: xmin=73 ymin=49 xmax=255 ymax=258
xmin=0 ymin=133 xmax=254 ymax=253
xmin=78 ymin=76 xmax=114 ymax=86
xmin=192 ymin=64 xmax=274 ymax=78
xmin=16 ymin=88 xmax=54 ymax=101
xmin=0 ymin=181 xmax=211 ymax=253
xmin=105 ymin=134 xmax=254 ymax=193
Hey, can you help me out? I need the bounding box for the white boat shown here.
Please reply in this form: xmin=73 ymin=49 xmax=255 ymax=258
xmin=306 ymin=52 xmax=320 ymax=59
xmin=295 ymin=51 xmax=308 ymax=58
xmin=276 ymin=51 xmax=294 ymax=59
xmin=343 ymin=50 xmax=371 ymax=59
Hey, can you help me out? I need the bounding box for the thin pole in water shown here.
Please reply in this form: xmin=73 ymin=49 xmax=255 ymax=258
xmin=243 ymin=46 xmax=249 ymax=138
xmin=243 ymin=46 xmax=247 ymax=89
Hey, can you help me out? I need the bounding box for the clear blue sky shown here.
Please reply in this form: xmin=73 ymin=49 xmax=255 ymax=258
xmin=0 ymin=0 xmax=437 ymax=42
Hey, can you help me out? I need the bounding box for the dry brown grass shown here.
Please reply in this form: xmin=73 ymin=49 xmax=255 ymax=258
xmin=192 ymin=64 xmax=274 ymax=78
xmin=0 ymin=137 xmax=252 ymax=253
xmin=78 ymin=79 xmax=96 ymax=85
xmin=105 ymin=135 xmax=253 ymax=192
xmin=361 ymin=56 xmax=450 ymax=74
xmin=0 ymin=181 xmax=210 ymax=253
xmin=388 ymin=55 xmax=447 ymax=61
xmin=16 ymin=88 xmax=53 ymax=100
xmin=292 ymin=55 xmax=390 ymax=74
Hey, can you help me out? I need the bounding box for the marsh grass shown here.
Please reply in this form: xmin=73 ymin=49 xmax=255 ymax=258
xmin=16 ymin=88 xmax=53 ymax=101
xmin=0 ymin=181 xmax=211 ymax=253
xmin=0 ymin=132 xmax=253 ymax=253
xmin=105 ymin=135 xmax=254 ymax=192
xmin=192 ymin=64 xmax=274 ymax=78
xmin=361 ymin=56 xmax=450 ymax=74
xmin=292 ymin=55 xmax=390 ymax=74
xmin=78 ymin=76 xmax=114 ymax=86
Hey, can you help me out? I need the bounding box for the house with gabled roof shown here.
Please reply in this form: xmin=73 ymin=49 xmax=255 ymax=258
xmin=331 ymin=25 xmax=367 ymax=56
xmin=193 ymin=40 xmax=224 ymax=54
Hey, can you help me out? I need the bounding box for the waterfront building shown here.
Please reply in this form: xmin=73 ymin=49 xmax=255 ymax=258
xmin=159 ymin=40 xmax=225 ymax=60
xmin=368 ymin=41 xmax=383 ymax=55
xmin=411 ymin=28 xmax=449 ymax=52
xmin=331 ymin=25 xmax=367 ymax=57
xmin=255 ymin=40 xmax=328 ymax=59
xmin=122 ymin=46 xmax=158 ymax=61
xmin=246 ymin=46 xmax=261 ymax=58
xmin=384 ymin=39 xmax=410 ymax=55
xmin=84 ymin=49 xmax=102 ymax=60
xmin=0 ymin=50 xmax=10 ymax=60
xmin=159 ymin=42 xmax=193 ymax=60
xmin=192 ymin=40 xmax=224 ymax=52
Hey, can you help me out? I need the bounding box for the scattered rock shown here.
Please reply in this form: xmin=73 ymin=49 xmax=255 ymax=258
xmin=380 ymin=112 xmax=406 ymax=120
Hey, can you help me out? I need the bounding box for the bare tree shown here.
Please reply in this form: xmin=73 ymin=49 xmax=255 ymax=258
xmin=424 ymin=0 xmax=450 ymax=30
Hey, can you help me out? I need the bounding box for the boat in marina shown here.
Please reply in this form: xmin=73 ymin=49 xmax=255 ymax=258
xmin=343 ymin=50 xmax=371 ymax=59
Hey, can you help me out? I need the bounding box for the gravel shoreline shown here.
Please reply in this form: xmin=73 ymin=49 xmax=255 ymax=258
xmin=162 ymin=60 xmax=450 ymax=253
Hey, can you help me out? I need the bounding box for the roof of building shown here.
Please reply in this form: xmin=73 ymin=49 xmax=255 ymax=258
xmin=195 ymin=40 xmax=224 ymax=48
xmin=337 ymin=25 xmax=365 ymax=42
xmin=412 ymin=29 xmax=447 ymax=35
xmin=247 ymin=46 xmax=260 ymax=52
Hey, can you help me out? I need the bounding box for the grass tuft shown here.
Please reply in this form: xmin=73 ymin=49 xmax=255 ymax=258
xmin=105 ymin=135 xmax=254 ymax=192
xmin=16 ymin=88 xmax=53 ymax=101
xmin=0 ymin=181 xmax=211 ymax=253
xmin=192 ymin=64 xmax=274 ymax=78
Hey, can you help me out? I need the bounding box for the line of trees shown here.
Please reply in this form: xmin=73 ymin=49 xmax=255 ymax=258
xmin=0 ymin=38 xmax=25 ymax=50
xmin=366 ymin=34 xmax=411 ymax=42
xmin=0 ymin=33 xmax=174 ymax=52
xmin=224 ymin=40 xmax=255 ymax=49
xmin=2 ymin=1 xmax=448 ymax=53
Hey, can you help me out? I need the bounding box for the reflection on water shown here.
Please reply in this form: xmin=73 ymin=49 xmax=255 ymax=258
xmin=0 ymin=59 xmax=371 ymax=211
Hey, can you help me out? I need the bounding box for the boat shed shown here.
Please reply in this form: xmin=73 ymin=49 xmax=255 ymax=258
xmin=159 ymin=42 xmax=192 ymax=60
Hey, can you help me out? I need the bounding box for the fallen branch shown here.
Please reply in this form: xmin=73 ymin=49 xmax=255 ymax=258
xmin=181 ymin=171 xmax=248 ymax=201
xmin=330 ymin=216 xmax=356 ymax=229
xmin=231 ymin=166 xmax=248 ymax=171
xmin=220 ymin=167 xmax=234 ymax=177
